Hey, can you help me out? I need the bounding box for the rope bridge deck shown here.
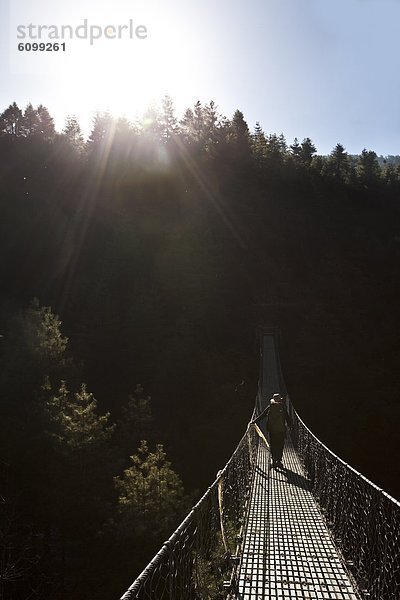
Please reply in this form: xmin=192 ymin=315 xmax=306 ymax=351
xmin=120 ymin=332 xmax=400 ymax=600
xmin=234 ymin=439 xmax=359 ymax=599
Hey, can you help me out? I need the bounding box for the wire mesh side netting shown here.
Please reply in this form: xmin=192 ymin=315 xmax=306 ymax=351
xmin=289 ymin=401 xmax=400 ymax=600
xmin=120 ymin=426 xmax=258 ymax=600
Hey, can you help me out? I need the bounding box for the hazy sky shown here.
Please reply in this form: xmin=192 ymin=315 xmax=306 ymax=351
xmin=1 ymin=0 xmax=400 ymax=155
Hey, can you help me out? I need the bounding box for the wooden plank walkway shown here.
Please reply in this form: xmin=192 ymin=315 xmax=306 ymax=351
xmin=232 ymin=438 xmax=360 ymax=599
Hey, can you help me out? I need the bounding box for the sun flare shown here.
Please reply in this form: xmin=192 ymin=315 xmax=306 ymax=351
xmin=11 ymin=0 xmax=202 ymax=129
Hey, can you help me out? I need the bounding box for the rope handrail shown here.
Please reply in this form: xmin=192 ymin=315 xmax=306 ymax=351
xmin=290 ymin=401 xmax=400 ymax=507
xmin=120 ymin=425 xmax=260 ymax=600
xmin=288 ymin=397 xmax=400 ymax=599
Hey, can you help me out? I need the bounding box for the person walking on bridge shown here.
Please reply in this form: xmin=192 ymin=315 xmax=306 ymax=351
xmin=252 ymin=393 xmax=292 ymax=469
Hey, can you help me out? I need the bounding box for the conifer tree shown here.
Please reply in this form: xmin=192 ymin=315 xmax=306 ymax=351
xmin=20 ymin=103 xmax=41 ymax=137
xmin=62 ymin=115 xmax=85 ymax=151
xmin=193 ymin=100 xmax=205 ymax=143
xmin=265 ymin=133 xmax=287 ymax=165
xmin=180 ymin=107 xmax=195 ymax=143
xmin=88 ymin=111 xmax=115 ymax=146
xmin=0 ymin=102 xmax=22 ymax=136
xmin=114 ymin=440 xmax=185 ymax=534
xmin=289 ymin=137 xmax=302 ymax=163
xmin=35 ymin=304 xmax=68 ymax=365
xmin=278 ymin=133 xmax=287 ymax=154
xmin=230 ymin=110 xmax=251 ymax=160
xmin=47 ymin=381 xmax=114 ymax=452
xmin=252 ymin=122 xmax=267 ymax=167
xmin=289 ymin=137 xmax=316 ymax=167
xmin=231 ymin=110 xmax=249 ymax=139
xmin=382 ymin=162 xmax=399 ymax=186
xmin=160 ymin=95 xmax=178 ymax=143
xmin=0 ymin=300 xmax=69 ymax=413
xmin=203 ymin=100 xmax=221 ymax=150
xmin=0 ymin=301 xmax=75 ymax=567
xmin=299 ymin=137 xmax=317 ymax=167
xmin=36 ymin=105 xmax=55 ymax=141
xmin=45 ymin=380 xmax=116 ymax=526
xmin=357 ymin=148 xmax=381 ymax=186
xmin=328 ymin=143 xmax=350 ymax=181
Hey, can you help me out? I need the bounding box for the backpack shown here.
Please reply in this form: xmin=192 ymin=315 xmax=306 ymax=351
xmin=266 ymin=401 xmax=286 ymax=434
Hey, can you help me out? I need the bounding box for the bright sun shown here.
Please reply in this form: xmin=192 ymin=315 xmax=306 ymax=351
xmin=57 ymin=2 xmax=190 ymax=120
xmin=11 ymin=0 xmax=202 ymax=129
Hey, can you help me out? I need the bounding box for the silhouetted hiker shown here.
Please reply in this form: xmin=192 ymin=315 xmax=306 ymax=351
xmin=252 ymin=393 xmax=292 ymax=469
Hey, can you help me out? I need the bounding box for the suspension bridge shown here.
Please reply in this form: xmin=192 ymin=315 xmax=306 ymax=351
xmin=120 ymin=332 xmax=400 ymax=600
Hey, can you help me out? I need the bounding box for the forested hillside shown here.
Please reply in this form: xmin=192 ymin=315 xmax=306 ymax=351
xmin=1 ymin=98 xmax=400 ymax=599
